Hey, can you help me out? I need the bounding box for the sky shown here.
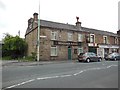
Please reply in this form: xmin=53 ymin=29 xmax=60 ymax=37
xmin=0 ymin=0 xmax=119 ymax=40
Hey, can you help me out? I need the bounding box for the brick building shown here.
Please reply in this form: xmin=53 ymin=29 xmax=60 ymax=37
xmin=25 ymin=13 xmax=119 ymax=60
xmin=117 ymin=30 xmax=120 ymax=53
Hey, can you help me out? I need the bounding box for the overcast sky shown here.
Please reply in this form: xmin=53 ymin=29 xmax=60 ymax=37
xmin=0 ymin=0 xmax=119 ymax=40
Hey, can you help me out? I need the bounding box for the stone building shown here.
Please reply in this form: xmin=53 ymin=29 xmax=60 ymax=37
xmin=25 ymin=13 xmax=119 ymax=60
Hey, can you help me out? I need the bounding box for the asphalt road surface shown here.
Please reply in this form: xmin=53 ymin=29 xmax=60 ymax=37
xmin=2 ymin=60 xmax=119 ymax=89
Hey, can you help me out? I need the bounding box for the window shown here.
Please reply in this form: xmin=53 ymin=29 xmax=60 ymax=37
xmin=90 ymin=34 xmax=95 ymax=43
xmin=78 ymin=48 xmax=83 ymax=55
xmin=68 ymin=32 xmax=73 ymax=41
xmin=78 ymin=34 xmax=83 ymax=42
xmin=51 ymin=46 xmax=57 ymax=56
xmin=74 ymin=49 xmax=77 ymax=54
xmin=103 ymin=36 xmax=107 ymax=44
xmin=114 ymin=37 xmax=118 ymax=44
xmin=51 ymin=31 xmax=58 ymax=40
xmin=29 ymin=24 xmax=33 ymax=29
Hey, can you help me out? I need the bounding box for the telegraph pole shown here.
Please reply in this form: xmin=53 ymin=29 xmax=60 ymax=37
xmin=37 ymin=0 xmax=40 ymax=61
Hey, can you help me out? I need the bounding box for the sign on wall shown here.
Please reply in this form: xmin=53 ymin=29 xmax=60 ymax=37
xmin=53 ymin=41 xmax=82 ymax=46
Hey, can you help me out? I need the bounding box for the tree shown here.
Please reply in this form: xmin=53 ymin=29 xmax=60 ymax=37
xmin=2 ymin=33 xmax=27 ymax=59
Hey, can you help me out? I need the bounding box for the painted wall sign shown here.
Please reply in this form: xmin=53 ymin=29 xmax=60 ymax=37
xmin=53 ymin=41 xmax=82 ymax=46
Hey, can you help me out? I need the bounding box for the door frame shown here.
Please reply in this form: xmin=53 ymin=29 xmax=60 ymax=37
xmin=68 ymin=46 xmax=72 ymax=60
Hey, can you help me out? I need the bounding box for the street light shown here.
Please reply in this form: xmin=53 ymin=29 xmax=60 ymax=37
xmin=37 ymin=0 xmax=40 ymax=61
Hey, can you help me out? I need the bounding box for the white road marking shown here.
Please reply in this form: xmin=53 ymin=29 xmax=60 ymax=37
xmin=5 ymin=64 xmax=118 ymax=89
xmin=6 ymin=79 xmax=35 ymax=89
xmin=59 ymin=74 xmax=72 ymax=77
xmin=37 ymin=76 xmax=59 ymax=80
xmin=107 ymin=64 xmax=118 ymax=68
xmin=73 ymin=64 xmax=118 ymax=76
xmin=74 ymin=71 xmax=83 ymax=76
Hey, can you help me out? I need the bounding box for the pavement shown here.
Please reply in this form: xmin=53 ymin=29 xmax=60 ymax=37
xmin=1 ymin=60 xmax=76 ymax=67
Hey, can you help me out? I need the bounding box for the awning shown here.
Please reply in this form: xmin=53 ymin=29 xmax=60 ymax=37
xmin=98 ymin=44 xmax=119 ymax=48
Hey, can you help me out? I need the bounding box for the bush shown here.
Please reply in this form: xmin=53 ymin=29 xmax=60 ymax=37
xmin=2 ymin=34 xmax=27 ymax=59
xmin=31 ymin=52 xmax=36 ymax=60
xmin=2 ymin=56 xmax=12 ymax=60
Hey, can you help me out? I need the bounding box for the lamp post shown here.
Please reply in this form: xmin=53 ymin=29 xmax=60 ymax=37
xmin=37 ymin=0 xmax=40 ymax=61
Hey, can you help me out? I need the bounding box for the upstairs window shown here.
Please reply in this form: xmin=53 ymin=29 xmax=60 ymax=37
xmin=78 ymin=34 xmax=83 ymax=42
xmin=68 ymin=32 xmax=73 ymax=41
xmin=51 ymin=31 xmax=58 ymax=40
xmin=90 ymin=34 xmax=95 ymax=43
xmin=103 ymin=36 xmax=107 ymax=44
xmin=114 ymin=37 xmax=118 ymax=44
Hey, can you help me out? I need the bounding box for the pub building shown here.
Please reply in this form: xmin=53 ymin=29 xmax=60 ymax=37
xmin=25 ymin=13 xmax=119 ymax=61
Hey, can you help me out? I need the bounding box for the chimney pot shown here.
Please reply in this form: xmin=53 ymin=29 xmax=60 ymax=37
xmin=117 ymin=30 xmax=120 ymax=36
xmin=33 ymin=13 xmax=38 ymax=21
xmin=76 ymin=16 xmax=79 ymax=22
xmin=76 ymin=16 xmax=81 ymax=30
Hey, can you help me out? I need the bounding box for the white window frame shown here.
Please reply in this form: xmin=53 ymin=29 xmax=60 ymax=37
xmin=115 ymin=37 xmax=118 ymax=44
xmin=78 ymin=34 xmax=83 ymax=42
xmin=68 ymin=32 xmax=73 ymax=41
xmin=90 ymin=34 xmax=95 ymax=43
xmin=51 ymin=31 xmax=58 ymax=40
xmin=51 ymin=46 xmax=58 ymax=56
xmin=103 ymin=36 xmax=108 ymax=44
xmin=78 ymin=47 xmax=83 ymax=55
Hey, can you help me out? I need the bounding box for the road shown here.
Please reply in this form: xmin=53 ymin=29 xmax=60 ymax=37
xmin=2 ymin=61 xmax=118 ymax=89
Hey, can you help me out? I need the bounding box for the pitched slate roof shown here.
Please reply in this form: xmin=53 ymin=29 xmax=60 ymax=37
xmin=40 ymin=20 xmax=78 ymax=31
xmin=81 ymin=27 xmax=117 ymax=36
xmin=26 ymin=19 xmax=118 ymax=37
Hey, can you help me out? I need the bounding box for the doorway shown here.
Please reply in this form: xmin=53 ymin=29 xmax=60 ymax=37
xmin=68 ymin=46 xmax=72 ymax=60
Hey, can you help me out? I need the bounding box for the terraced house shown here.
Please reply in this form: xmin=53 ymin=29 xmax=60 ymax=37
xmin=25 ymin=13 xmax=120 ymax=60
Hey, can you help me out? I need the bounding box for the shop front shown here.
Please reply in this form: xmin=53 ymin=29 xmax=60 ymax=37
xmin=88 ymin=43 xmax=98 ymax=54
xmin=98 ymin=44 xmax=119 ymax=58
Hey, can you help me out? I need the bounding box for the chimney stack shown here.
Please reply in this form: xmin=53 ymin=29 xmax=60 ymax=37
xmin=76 ymin=16 xmax=81 ymax=30
xmin=33 ymin=13 xmax=38 ymax=22
xmin=28 ymin=18 xmax=33 ymax=26
xmin=117 ymin=30 xmax=120 ymax=36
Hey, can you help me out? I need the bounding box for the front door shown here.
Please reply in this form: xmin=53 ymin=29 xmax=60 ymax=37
xmin=68 ymin=46 xmax=72 ymax=60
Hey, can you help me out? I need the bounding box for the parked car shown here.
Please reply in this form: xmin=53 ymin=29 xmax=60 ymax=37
xmin=78 ymin=52 xmax=102 ymax=63
xmin=105 ymin=52 xmax=120 ymax=61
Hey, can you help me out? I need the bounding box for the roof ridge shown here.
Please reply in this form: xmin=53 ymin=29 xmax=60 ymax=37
xmin=82 ymin=27 xmax=116 ymax=34
xmin=40 ymin=19 xmax=75 ymax=26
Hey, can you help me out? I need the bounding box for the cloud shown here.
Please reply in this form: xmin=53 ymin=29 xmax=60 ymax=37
xmin=0 ymin=0 xmax=6 ymax=10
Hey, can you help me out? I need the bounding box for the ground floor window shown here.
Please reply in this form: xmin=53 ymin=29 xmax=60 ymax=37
xmin=78 ymin=48 xmax=83 ymax=55
xmin=88 ymin=47 xmax=97 ymax=54
xmin=51 ymin=46 xmax=58 ymax=56
xmin=111 ymin=48 xmax=118 ymax=53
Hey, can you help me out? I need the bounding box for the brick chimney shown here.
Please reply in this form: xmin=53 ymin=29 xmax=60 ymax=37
xmin=33 ymin=13 xmax=38 ymax=22
xmin=117 ymin=30 xmax=120 ymax=36
xmin=76 ymin=16 xmax=81 ymax=30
